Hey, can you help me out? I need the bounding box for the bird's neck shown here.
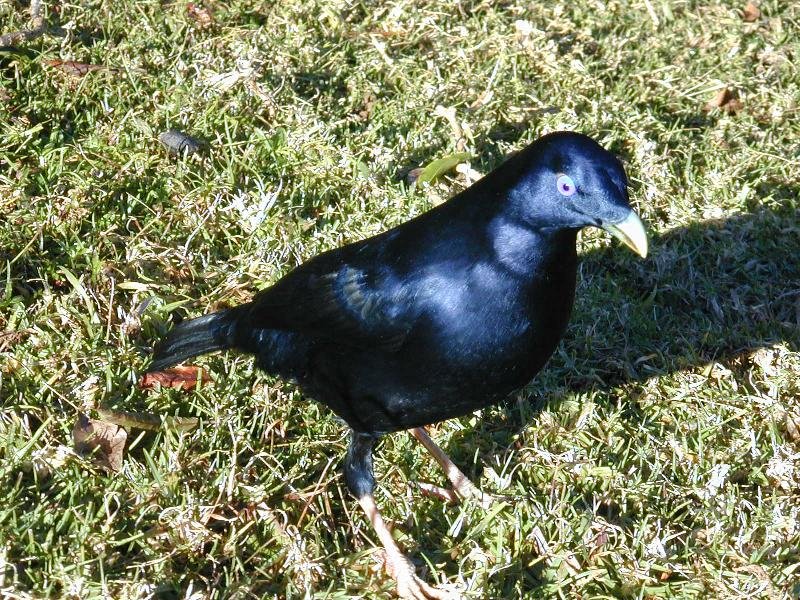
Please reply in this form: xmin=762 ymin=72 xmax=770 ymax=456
xmin=488 ymin=215 xmax=578 ymax=277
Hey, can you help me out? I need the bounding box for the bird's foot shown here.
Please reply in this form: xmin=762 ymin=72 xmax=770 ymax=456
xmin=381 ymin=549 xmax=459 ymax=600
xmin=450 ymin=476 xmax=496 ymax=510
xmin=357 ymin=492 xmax=461 ymax=599
xmin=416 ymin=479 xmax=496 ymax=510
xmin=409 ymin=427 xmax=497 ymax=510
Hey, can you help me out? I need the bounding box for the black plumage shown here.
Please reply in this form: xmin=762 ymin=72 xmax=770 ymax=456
xmin=150 ymin=131 xmax=647 ymax=599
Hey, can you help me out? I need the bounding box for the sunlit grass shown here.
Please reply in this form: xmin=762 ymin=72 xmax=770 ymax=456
xmin=1 ymin=0 xmax=798 ymax=597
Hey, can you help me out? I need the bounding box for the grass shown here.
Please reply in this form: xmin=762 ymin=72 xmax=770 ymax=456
xmin=1 ymin=0 xmax=799 ymax=597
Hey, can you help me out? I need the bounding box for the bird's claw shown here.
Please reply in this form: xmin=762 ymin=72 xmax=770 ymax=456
xmin=382 ymin=550 xmax=460 ymax=600
xmin=451 ymin=478 xmax=497 ymax=510
xmin=416 ymin=479 xmax=498 ymax=510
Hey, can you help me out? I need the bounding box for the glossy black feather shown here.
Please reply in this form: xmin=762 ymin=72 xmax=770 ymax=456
xmin=151 ymin=131 xmax=638 ymax=434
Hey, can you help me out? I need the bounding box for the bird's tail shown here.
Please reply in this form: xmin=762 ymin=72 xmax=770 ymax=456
xmin=150 ymin=306 xmax=250 ymax=371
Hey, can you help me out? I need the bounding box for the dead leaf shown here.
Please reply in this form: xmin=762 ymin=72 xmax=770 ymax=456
xmin=742 ymin=2 xmax=760 ymax=22
xmin=469 ymin=89 xmax=494 ymax=109
xmin=73 ymin=414 xmax=127 ymax=472
xmin=140 ymin=365 xmax=211 ymax=391
xmin=96 ymin=407 xmax=199 ymax=432
xmin=706 ymin=88 xmax=730 ymax=109
xmin=164 ymin=263 xmax=192 ymax=282
xmin=187 ymin=3 xmax=214 ymax=28
xmin=0 ymin=329 xmax=30 ymax=353
xmin=354 ymin=92 xmax=376 ymax=122
xmin=45 ymin=59 xmax=110 ymax=77
xmin=704 ymin=88 xmax=743 ymax=114
xmin=1 ymin=356 xmax=20 ymax=373
xmin=784 ymin=412 xmax=800 ymax=444
xmin=751 ymin=348 xmax=777 ymax=376
xmin=371 ymin=25 xmax=408 ymax=39
xmin=405 ymin=167 xmax=424 ymax=186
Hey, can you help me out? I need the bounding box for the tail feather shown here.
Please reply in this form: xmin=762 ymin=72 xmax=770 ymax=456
xmin=150 ymin=308 xmax=244 ymax=371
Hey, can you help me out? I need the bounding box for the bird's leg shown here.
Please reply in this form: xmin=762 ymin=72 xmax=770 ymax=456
xmin=410 ymin=427 xmax=493 ymax=509
xmin=345 ymin=431 xmax=456 ymax=600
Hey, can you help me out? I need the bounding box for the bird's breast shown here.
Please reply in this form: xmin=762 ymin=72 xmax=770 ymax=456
xmin=311 ymin=245 xmax=579 ymax=433
xmin=411 ymin=260 xmax=574 ymax=375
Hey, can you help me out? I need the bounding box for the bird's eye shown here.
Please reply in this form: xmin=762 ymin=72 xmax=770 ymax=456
xmin=556 ymin=174 xmax=576 ymax=197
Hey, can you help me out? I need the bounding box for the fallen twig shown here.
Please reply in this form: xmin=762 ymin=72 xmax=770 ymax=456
xmin=0 ymin=0 xmax=45 ymax=46
xmin=416 ymin=481 xmax=459 ymax=504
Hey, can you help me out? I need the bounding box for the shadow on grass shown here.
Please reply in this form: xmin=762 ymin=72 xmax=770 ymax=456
xmin=568 ymin=200 xmax=799 ymax=387
xmin=442 ymin=200 xmax=799 ymax=592
xmin=452 ymin=199 xmax=799 ymax=480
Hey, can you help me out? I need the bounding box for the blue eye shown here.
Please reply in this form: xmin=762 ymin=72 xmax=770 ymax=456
xmin=556 ymin=174 xmax=576 ymax=197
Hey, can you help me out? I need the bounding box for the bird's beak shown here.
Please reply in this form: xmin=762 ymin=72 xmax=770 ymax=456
xmin=601 ymin=211 xmax=648 ymax=258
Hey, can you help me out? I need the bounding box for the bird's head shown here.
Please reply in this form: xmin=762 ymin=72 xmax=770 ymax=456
xmin=507 ymin=131 xmax=648 ymax=258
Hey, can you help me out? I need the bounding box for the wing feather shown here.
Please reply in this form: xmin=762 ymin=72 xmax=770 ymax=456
xmin=244 ymin=256 xmax=413 ymax=351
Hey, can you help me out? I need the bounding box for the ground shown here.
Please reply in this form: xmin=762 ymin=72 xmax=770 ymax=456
xmin=1 ymin=0 xmax=799 ymax=598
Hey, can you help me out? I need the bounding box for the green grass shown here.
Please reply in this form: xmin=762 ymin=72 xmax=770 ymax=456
xmin=2 ymin=0 xmax=799 ymax=597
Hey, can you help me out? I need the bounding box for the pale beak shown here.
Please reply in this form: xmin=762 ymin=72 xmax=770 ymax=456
xmin=602 ymin=211 xmax=648 ymax=258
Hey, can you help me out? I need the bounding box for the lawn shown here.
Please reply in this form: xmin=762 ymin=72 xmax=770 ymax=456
xmin=1 ymin=0 xmax=799 ymax=598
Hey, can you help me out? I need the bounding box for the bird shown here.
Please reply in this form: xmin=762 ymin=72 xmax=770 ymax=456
xmin=149 ymin=131 xmax=648 ymax=599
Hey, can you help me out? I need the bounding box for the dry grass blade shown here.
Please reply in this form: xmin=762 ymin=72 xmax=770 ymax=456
xmin=44 ymin=59 xmax=111 ymax=77
xmin=0 ymin=330 xmax=30 ymax=353
xmin=96 ymin=407 xmax=199 ymax=432
xmin=187 ymin=3 xmax=214 ymax=28
xmin=783 ymin=412 xmax=800 ymax=444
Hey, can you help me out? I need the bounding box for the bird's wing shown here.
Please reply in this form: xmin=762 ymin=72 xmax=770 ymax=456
xmin=244 ymin=258 xmax=413 ymax=351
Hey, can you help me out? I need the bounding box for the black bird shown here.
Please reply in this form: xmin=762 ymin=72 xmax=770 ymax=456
xmin=150 ymin=131 xmax=647 ymax=599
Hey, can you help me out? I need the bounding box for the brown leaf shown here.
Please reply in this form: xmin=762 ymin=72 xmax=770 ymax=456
xmin=705 ymin=88 xmax=743 ymax=114
xmin=140 ymin=365 xmax=211 ymax=391
xmin=45 ymin=59 xmax=108 ymax=77
xmin=784 ymin=412 xmax=800 ymax=444
xmin=706 ymin=88 xmax=732 ymax=109
xmin=73 ymin=414 xmax=127 ymax=472
xmin=187 ymin=3 xmax=214 ymax=28
xmin=742 ymin=1 xmax=760 ymax=22
xmin=0 ymin=329 xmax=30 ymax=353
xmin=354 ymin=92 xmax=376 ymax=122
xmin=405 ymin=167 xmax=424 ymax=186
